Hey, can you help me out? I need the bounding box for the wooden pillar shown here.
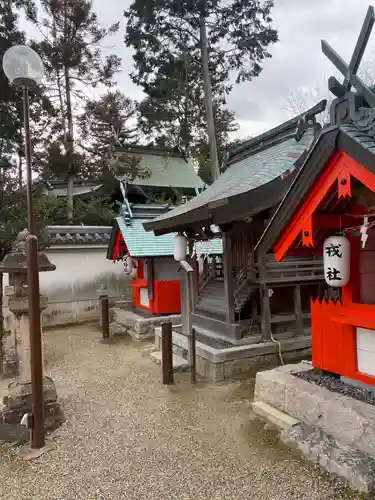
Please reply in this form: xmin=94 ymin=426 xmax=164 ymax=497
xmin=191 ymin=257 xmax=198 ymax=311
xmin=222 ymin=232 xmax=235 ymax=324
xmin=202 ymin=256 xmax=209 ymax=277
xmin=147 ymin=258 xmax=154 ymax=301
xmin=188 ymin=240 xmax=198 ymax=311
xmin=259 ymin=255 xmax=271 ymax=341
xmin=180 ymin=271 xmax=188 ymax=334
xmin=294 ymin=284 xmax=303 ymax=336
xmin=161 ymin=322 xmax=173 ymax=385
xmin=211 ymin=256 xmax=217 ymax=278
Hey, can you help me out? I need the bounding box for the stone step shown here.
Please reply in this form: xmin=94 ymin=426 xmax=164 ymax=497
xmin=149 ymin=351 xmax=189 ymax=373
xmin=281 ymin=423 xmax=375 ymax=495
xmin=252 ymin=401 xmax=300 ymax=430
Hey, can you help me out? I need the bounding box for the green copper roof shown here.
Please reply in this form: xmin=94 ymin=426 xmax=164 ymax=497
xmin=116 ymin=217 xmax=222 ymax=257
xmin=115 ymin=151 xmax=204 ymax=190
xmin=144 ymin=130 xmax=313 ymax=232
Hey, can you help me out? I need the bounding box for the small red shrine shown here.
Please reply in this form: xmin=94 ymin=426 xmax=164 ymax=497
xmin=256 ymin=6 xmax=375 ymax=387
xmin=107 ymin=205 xmax=222 ymax=315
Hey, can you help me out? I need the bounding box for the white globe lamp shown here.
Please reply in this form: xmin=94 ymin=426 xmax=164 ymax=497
xmin=3 ymin=45 xmax=44 ymax=87
xmin=174 ymin=234 xmax=187 ymax=262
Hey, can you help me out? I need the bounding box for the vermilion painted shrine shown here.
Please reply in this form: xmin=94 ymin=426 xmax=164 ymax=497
xmin=106 ymin=147 xmax=222 ymax=316
xmin=257 ymin=5 xmax=375 ymax=386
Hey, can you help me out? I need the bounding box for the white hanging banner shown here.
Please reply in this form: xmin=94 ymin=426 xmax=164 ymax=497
xmin=323 ymin=235 xmax=350 ymax=287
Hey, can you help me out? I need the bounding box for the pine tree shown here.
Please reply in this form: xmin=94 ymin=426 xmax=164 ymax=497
xmin=26 ymin=0 xmax=121 ymax=221
xmin=124 ymin=0 xmax=278 ymax=164
xmin=197 ymin=107 xmax=239 ymax=184
xmin=78 ymin=90 xmax=139 ymax=177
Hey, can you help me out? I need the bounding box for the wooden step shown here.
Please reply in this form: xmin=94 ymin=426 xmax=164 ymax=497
xmin=195 ymin=304 xmax=227 ymax=320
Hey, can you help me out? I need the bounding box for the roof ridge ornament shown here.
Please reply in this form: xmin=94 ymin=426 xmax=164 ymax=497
xmin=322 ymin=5 xmax=375 ymax=126
xmin=295 ymin=99 xmax=327 ymax=142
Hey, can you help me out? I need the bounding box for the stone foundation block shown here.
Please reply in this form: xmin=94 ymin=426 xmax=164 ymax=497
xmin=253 ymin=369 xmax=287 ymax=410
xmin=254 ymin=363 xmax=375 ymax=459
xmin=281 ymin=423 xmax=375 ymax=495
xmin=2 ymin=376 xmax=64 ymax=430
xmin=2 ymin=347 xmax=18 ymax=378
xmin=113 ymin=309 xmax=181 ymax=342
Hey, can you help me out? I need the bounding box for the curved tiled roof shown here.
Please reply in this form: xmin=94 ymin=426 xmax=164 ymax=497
xmin=115 ymin=217 xmax=222 ymax=258
xmin=47 ymin=226 xmax=111 ymax=246
xmin=144 ymin=126 xmax=314 ymax=234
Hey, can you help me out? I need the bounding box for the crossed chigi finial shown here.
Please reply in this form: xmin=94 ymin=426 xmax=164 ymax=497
xmin=322 ymin=5 xmax=375 ymax=108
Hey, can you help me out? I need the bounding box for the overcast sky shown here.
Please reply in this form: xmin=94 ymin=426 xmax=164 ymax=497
xmin=25 ymin=0 xmax=375 ymax=139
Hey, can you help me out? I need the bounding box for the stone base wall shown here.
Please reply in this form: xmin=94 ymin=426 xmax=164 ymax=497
xmin=253 ymin=363 xmax=375 ymax=494
xmin=154 ymin=328 xmax=311 ymax=382
xmin=112 ymin=308 xmax=182 ymax=341
xmin=254 ymin=362 xmax=375 ymax=459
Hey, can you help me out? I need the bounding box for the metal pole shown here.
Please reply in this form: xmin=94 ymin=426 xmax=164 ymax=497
xmin=18 ymin=149 xmax=23 ymax=189
xmin=101 ymin=295 xmax=110 ymax=339
xmin=161 ymin=322 xmax=173 ymax=384
xmin=23 ymin=87 xmax=34 ymax=234
xmin=23 ymin=87 xmax=45 ymax=449
xmin=26 ymin=235 xmax=45 ymax=449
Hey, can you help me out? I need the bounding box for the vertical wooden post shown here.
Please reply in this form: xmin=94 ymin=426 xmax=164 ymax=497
xmin=191 ymin=327 xmax=196 ymax=384
xmin=211 ymin=256 xmax=217 ymax=278
xmin=101 ymin=295 xmax=110 ymax=339
xmin=259 ymin=255 xmax=271 ymax=341
xmin=180 ymin=260 xmax=196 ymax=383
xmin=161 ymin=322 xmax=173 ymax=385
xmin=190 ymin=257 xmax=198 ymax=311
xmin=186 ymin=270 xmax=194 ymax=368
xmin=222 ymin=233 xmax=235 ymax=324
xmin=202 ymin=256 xmax=208 ymax=277
xmin=251 ymin=290 xmax=258 ymax=321
xmin=27 ymin=235 xmax=45 ymax=450
xmin=147 ymin=259 xmax=154 ymax=301
xmin=294 ymin=284 xmax=303 ymax=336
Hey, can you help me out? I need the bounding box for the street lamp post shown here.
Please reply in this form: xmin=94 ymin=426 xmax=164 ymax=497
xmin=2 ymin=45 xmax=46 ymax=449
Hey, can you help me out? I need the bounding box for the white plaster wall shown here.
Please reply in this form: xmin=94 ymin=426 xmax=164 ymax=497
xmin=3 ymin=248 xmax=131 ymax=329
xmin=357 ymin=327 xmax=375 ymax=377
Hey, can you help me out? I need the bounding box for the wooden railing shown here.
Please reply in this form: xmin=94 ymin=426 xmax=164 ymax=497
xmin=254 ymin=257 xmax=324 ymax=283
xmin=198 ymin=269 xmax=212 ymax=292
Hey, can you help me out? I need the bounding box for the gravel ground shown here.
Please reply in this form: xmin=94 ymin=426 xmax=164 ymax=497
xmin=295 ymin=369 xmax=375 ymax=406
xmin=0 ymin=325 xmax=368 ymax=500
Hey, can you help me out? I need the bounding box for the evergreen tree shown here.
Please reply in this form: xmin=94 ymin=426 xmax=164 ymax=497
xmin=196 ymin=107 xmax=239 ymax=184
xmin=0 ymin=0 xmax=25 ymax=157
xmin=26 ymin=0 xmax=121 ymax=221
xmin=125 ymin=0 xmax=278 ymax=164
xmin=78 ymin=90 xmax=139 ymax=177
xmin=138 ymin=54 xmax=207 ymax=153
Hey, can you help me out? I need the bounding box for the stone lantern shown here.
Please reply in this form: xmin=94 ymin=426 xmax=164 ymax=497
xmin=0 ymin=229 xmax=62 ymax=427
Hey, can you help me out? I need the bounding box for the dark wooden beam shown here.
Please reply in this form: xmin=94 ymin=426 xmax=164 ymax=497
xmin=147 ymin=259 xmax=154 ymax=301
xmin=258 ymin=255 xmax=271 ymax=341
xmin=222 ymin=233 xmax=235 ymax=324
xmin=312 ymin=214 xmax=359 ymax=229
xmin=322 ymin=38 xmax=375 ymax=108
xmin=294 ymin=284 xmax=303 ymax=337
